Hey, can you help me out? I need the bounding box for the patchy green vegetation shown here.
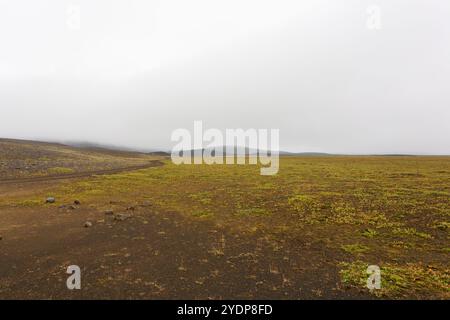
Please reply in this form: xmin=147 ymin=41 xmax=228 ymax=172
xmin=47 ymin=167 xmax=75 ymax=175
xmin=392 ymin=227 xmax=433 ymax=240
xmin=0 ymin=155 xmax=449 ymax=298
xmin=340 ymin=261 xmax=449 ymax=299
xmin=341 ymin=244 xmax=370 ymax=254
xmin=362 ymin=228 xmax=378 ymax=238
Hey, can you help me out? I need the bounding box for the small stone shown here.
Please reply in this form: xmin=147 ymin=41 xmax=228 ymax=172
xmin=68 ymin=205 xmax=76 ymax=210
xmin=74 ymin=200 xmax=81 ymax=205
xmin=114 ymin=213 xmax=132 ymax=221
xmin=58 ymin=205 xmax=67 ymax=209
xmin=104 ymin=210 xmax=114 ymax=215
xmin=46 ymin=197 xmax=55 ymax=204
xmin=126 ymin=206 xmax=135 ymax=211
xmin=84 ymin=221 xmax=93 ymax=228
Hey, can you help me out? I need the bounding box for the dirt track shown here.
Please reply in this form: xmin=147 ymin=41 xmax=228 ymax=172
xmin=0 ymin=160 xmax=165 ymax=185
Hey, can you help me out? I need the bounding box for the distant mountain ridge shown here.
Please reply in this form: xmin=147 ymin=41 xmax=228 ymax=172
xmin=3 ymin=137 xmax=442 ymax=156
xmin=177 ymin=146 xmax=332 ymax=157
xmin=63 ymin=142 xmax=331 ymax=156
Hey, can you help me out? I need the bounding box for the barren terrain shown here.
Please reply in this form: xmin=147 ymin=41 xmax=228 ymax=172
xmin=0 ymin=139 xmax=448 ymax=299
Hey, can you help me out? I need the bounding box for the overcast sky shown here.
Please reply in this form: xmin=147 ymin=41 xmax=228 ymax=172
xmin=0 ymin=0 xmax=449 ymax=154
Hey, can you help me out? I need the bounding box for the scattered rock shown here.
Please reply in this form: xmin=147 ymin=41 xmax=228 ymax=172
xmin=46 ymin=197 xmax=55 ymax=204
xmin=58 ymin=205 xmax=67 ymax=209
xmin=74 ymin=200 xmax=81 ymax=205
xmin=435 ymin=223 xmax=448 ymax=231
xmin=104 ymin=210 xmax=114 ymax=215
xmin=84 ymin=221 xmax=93 ymax=228
xmin=114 ymin=213 xmax=132 ymax=221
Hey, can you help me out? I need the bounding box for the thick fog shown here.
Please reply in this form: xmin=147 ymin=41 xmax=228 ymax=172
xmin=0 ymin=0 xmax=449 ymax=154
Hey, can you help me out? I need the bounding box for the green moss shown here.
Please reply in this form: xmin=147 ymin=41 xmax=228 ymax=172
xmin=191 ymin=211 xmax=213 ymax=218
xmin=14 ymin=199 xmax=43 ymax=207
xmin=339 ymin=261 xmax=449 ymax=298
xmin=288 ymin=195 xmax=318 ymax=212
xmin=362 ymin=228 xmax=378 ymax=238
xmin=48 ymin=167 xmax=75 ymax=175
xmin=189 ymin=192 xmax=213 ymax=205
xmin=392 ymin=227 xmax=433 ymax=240
xmin=341 ymin=244 xmax=370 ymax=254
xmin=235 ymin=208 xmax=271 ymax=216
xmin=432 ymin=221 xmax=450 ymax=231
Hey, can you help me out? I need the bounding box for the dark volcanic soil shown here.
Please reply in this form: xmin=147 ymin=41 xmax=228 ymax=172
xmin=0 ymin=198 xmax=368 ymax=299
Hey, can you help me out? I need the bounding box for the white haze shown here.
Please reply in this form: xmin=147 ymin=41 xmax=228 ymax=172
xmin=0 ymin=0 xmax=449 ymax=154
